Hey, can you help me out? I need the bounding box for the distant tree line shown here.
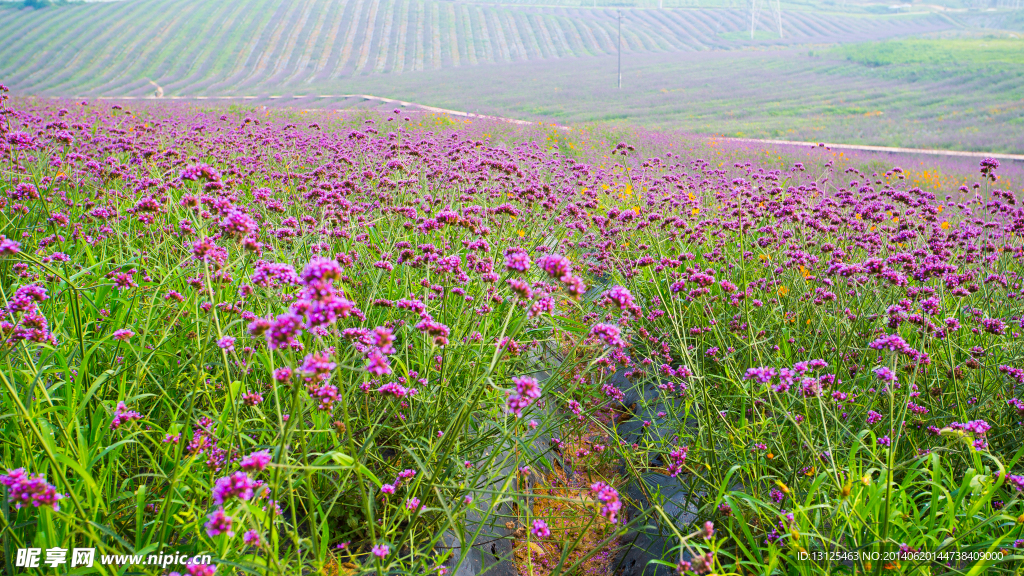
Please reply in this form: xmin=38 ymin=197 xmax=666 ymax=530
xmin=20 ymin=0 xmax=82 ymax=9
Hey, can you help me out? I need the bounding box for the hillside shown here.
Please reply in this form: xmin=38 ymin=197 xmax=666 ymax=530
xmin=0 ymin=0 xmax=956 ymax=96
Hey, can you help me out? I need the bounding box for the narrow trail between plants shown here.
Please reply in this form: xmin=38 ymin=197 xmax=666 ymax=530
xmin=85 ymin=93 xmax=1024 ymax=161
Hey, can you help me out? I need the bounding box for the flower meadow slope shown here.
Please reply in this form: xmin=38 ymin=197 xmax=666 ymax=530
xmin=1 ymin=88 xmax=1024 ymax=575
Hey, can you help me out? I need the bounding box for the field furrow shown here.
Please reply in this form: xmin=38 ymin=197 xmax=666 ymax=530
xmin=155 ymin=0 xmax=241 ymax=93
xmin=430 ymin=2 xmax=442 ymax=69
xmin=359 ymin=0 xmax=389 ymax=74
xmin=307 ymin=0 xmax=349 ymax=81
xmin=175 ymin=1 xmax=272 ymax=95
xmin=468 ymin=6 xmax=493 ymax=63
xmin=413 ymin=0 xmax=426 ymax=71
xmin=286 ymin=0 xmax=337 ymax=84
xmin=487 ymin=10 xmax=513 ymax=63
xmin=373 ymin=0 xmax=398 ymax=73
xmin=661 ymin=10 xmax=715 ymax=49
xmin=234 ymin=0 xmax=304 ymax=88
xmin=443 ymin=2 xmax=458 ymax=67
xmin=202 ymin=0 xmax=287 ymax=92
xmin=629 ymin=9 xmax=687 ymax=50
xmin=0 ymin=4 xmax=98 ymax=82
xmin=438 ymin=4 xmax=454 ymax=68
xmin=394 ymin=0 xmax=410 ymax=73
xmin=532 ymin=13 xmax=559 ymax=59
xmin=89 ymin=1 xmax=207 ymax=95
xmin=0 ymin=0 xmax=969 ymax=97
xmin=43 ymin=0 xmax=170 ymax=94
xmin=500 ymin=10 xmax=528 ymax=61
xmin=263 ymin=0 xmax=318 ymax=85
xmin=13 ymin=0 xmax=152 ymax=92
xmin=512 ymin=11 xmax=541 ymax=60
xmin=353 ymin=0 xmax=383 ymax=74
xmin=331 ymin=0 xmax=369 ymax=77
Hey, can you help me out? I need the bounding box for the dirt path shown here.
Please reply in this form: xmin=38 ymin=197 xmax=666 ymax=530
xmin=83 ymin=93 xmax=1024 ymax=160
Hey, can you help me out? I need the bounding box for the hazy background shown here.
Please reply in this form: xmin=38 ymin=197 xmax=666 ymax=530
xmin=1 ymin=0 xmax=1022 ymax=151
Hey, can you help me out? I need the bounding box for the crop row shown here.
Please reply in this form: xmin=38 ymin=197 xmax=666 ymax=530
xmin=0 ymin=0 xmax=954 ymax=96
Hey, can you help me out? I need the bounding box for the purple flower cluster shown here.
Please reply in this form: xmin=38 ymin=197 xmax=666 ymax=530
xmin=667 ymin=446 xmax=689 ymax=478
xmin=0 ymin=469 xmax=63 ymax=511
xmin=589 ymin=481 xmax=622 ymax=523
xmin=507 ymin=376 xmax=541 ymax=418
xmin=1 ymin=284 xmax=56 ymax=346
xmin=110 ymin=402 xmax=142 ymax=430
xmin=212 ymin=471 xmax=257 ymax=505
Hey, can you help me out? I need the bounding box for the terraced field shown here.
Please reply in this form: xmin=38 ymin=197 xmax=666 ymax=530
xmin=0 ymin=0 xmax=955 ymax=96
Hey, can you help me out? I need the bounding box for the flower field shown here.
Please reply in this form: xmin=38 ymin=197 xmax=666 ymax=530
xmin=3 ymin=89 xmax=1024 ymax=576
xmin=0 ymin=0 xmax=955 ymax=97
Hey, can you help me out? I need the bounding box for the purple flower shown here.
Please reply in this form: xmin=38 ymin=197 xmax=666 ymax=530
xmin=274 ymin=367 xmax=293 ymax=384
xmin=380 ymin=483 xmax=396 ymax=495
xmin=504 ymin=247 xmax=532 ymax=272
xmin=405 ymin=497 xmax=421 ymax=511
xmin=744 ymin=367 xmax=776 ymax=383
xmin=169 ymin=565 xmax=218 ymax=576
xmin=1003 ymin=474 xmax=1024 ymax=491
xmin=266 ymin=313 xmax=303 ymax=350
xmin=562 ymin=274 xmax=587 ymax=297
xmin=536 ymin=254 xmax=573 ymax=281
xmin=508 ymin=278 xmax=533 ymax=299
xmin=110 ymin=402 xmax=142 ymax=430
xmin=243 ymin=529 xmax=262 ymax=546
xmin=217 ymin=336 xmax=236 ymax=351
xmin=507 ymin=376 xmax=541 ymax=417
xmin=308 ymin=382 xmax=340 ymax=411
xmin=531 ymin=519 xmax=551 ymax=538
xmin=365 ymin=349 xmax=392 ymax=376
xmin=589 ymin=482 xmax=621 ymax=523
xmin=212 ymin=471 xmax=256 ymax=505
xmin=242 ymin=391 xmax=263 ymax=406
xmin=667 ymin=446 xmax=689 ymax=478
xmin=301 ymin=351 xmax=336 ymax=380
xmin=872 ymin=366 xmax=896 ymax=383
xmin=0 ymin=469 xmax=63 ymax=511
xmin=589 ymin=323 xmax=626 ymax=348
xmin=372 ymin=544 xmax=390 ymax=559
xmin=219 ymin=209 xmax=257 ymax=239
xmin=371 ymin=326 xmax=396 ymax=354
xmin=415 ymin=319 xmax=451 ymax=346
xmin=10 ymin=284 xmax=47 ymax=311
xmin=981 ymin=318 xmax=1006 ymax=335
xmin=949 ymin=419 xmax=992 ymax=450
xmin=301 ymin=257 xmax=343 ymax=285
xmin=240 ymin=450 xmax=272 ymax=472
xmin=205 ymin=507 xmax=234 ymax=537
xmin=112 ymin=329 xmax=134 ymax=341
xmin=0 ymin=235 xmax=21 ymax=255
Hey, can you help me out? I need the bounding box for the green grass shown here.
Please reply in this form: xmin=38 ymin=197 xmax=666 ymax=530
xmin=837 ymin=37 xmax=1024 ymax=67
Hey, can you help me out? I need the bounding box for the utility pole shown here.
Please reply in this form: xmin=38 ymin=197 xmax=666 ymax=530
xmin=617 ymin=10 xmax=622 ymax=89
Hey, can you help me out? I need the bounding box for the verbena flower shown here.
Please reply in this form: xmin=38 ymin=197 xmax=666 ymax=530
xmin=0 ymin=469 xmax=62 ymax=511
xmin=205 ymin=507 xmax=234 ymax=537
xmin=531 ymin=519 xmax=551 ymax=537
